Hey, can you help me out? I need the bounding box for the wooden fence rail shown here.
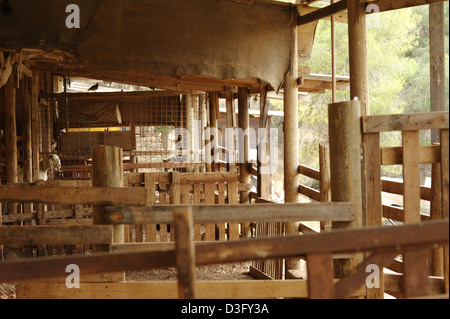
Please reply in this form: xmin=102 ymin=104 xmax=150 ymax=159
xmin=362 ymin=110 xmax=449 ymax=298
xmin=1 ymin=219 xmax=447 ymax=299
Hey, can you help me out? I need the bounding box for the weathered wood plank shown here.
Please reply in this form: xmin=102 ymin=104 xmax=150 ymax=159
xmin=227 ymin=181 xmax=240 ymax=240
xmin=298 ymin=164 xmax=320 ymax=181
xmin=1 ymin=220 xmax=447 ymax=283
xmin=14 ymin=280 xmax=310 ymax=299
xmin=362 ymin=111 xmax=449 ymax=133
xmin=306 ymin=253 xmax=334 ymax=299
xmin=104 ymin=202 xmax=357 ymax=225
xmin=440 ymin=129 xmax=449 ymax=294
xmin=381 ymin=145 xmax=441 ymax=165
xmin=173 ymin=208 xmax=196 ymax=299
xmin=382 ymin=178 xmax=431 ymax=201
xmin=402 ymin=131 xmax=421 ymax=224
xmin=0 ymin=185 xmax=148 ymax=205
xmin=402 ymin=130 xmax=430 ymax=298
xmin=0 ymin=225 xmax=113 ymax=245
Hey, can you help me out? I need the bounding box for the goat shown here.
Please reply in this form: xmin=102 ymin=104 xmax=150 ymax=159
xmin=18 ymin=154 xmax=62 ymax=183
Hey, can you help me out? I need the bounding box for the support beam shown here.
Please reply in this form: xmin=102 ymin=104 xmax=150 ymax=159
xmin=348 ymin=0 xmax=369 ymax=116
xmin=328 ymin=100 xmax=364 ymax=278
xmin=284 ymin=11 xmax=300 ymax=274
xmin=257 ymin=82 xmax=270 ymax=199
xmin=92 ymin=145 xmax=124 ymax=249
xmin=209 ymin=93 xmax=219 ymax=172
xmin=430 ymin=2 xmax=446 ymax=144
xmin=238 ymin=87 xmax=252 ymax=238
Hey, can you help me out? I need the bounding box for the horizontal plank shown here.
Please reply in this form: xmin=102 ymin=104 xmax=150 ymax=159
xmin=298 ymin=185 xmax=321 ymax=202
xmin=123 ymin=162 xmax=205 ymax=170
xmin=362 ymin=111 xmax=449 ymax=133
xmin=298 ymin=0 xmax=347 ymax=26
xmin=0 ymin=220 xmax=447 ymax=283
xmin=104 ymin=202 xmax=357 ymax=224
xmin=382 ymin=178 xmax=431 ymax=201
xmin=298 ymin=164 xmax=320 ymax=180
xmin=382 ymin=205 xmax=431 ymax=223
xmin=15 ymin=280 xmax=366 ymax=299
xmin=1 ymin=213 xmax=36 ymax=223
xmin=40 ymin=90 xmax=183 ymax=100
xmin=124 ymin=172 xmax=238 ymax=185
xmin=0 ymin=225 xmax=113 ymax=245
xmin=384 ymin=272 xmax=445 ymax=298
xmin=35 ymin=179 xmax=92 ymax=187
xmin=179 ymin=172 xmax=238 ymax=184
xmin=381 ymin=145 xmax=441 ymax=165
xmin=0 ymin=185 xmax=148 ymax=205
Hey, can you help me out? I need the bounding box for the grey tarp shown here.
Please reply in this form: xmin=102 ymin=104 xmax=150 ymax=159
xmin=0 ymin=0 xmax=303 ymax=90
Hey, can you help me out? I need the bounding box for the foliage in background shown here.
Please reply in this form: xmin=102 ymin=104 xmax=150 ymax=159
xmin=286 ymin=5 xmax=449 ymax=178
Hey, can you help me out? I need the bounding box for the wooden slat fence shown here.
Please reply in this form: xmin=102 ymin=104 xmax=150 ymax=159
xmin=362 ymin=110 xmax=449 ymax=297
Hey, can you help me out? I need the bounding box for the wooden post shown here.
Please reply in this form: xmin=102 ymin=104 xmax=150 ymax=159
xmin=130 ymin=120 xmax=137 ymax=173
xmin=258 ymin=82 xmax=270 ymax=199
xmin=440 ymin=129 xmax=449 ymax=294
xmin=347 ymin=0 xmax=369 ymax=116
xmin=328 ymin=100 xmax=363 ymax=277
xmin=92 ymin=145 xmax=124 ymax=248
xmin=31 ymin=72 xmax=40 ymax=182
xmin=402 ymin=130 xmax=430 ymax=298
xmin=204 ymin=94 xmax=212 ymax=172
xmin=184 ymin=95 xmax=194 ymax=172
xmin=200 ymin=94 xmax=207 ymax=172
xmin=22 ymin=78 xmax=32 ymax=184
xmin=284 ymin=11 xmax=300 ymax=274
xmin=319 ymin=143 xmax=331 ymax=231
xmin=225 ymin=87 xmax=236 ymax=172
xmin=331 ymin=0 xmax=337 ymax=103
xmin=174 ymin=207 xmax=197 ymax=299
xmin=5 ymin=71 xmax=18 ymax=215
xmin=430 ymin=158 xmax=443 ymax=276
xmin=238 ymin=87 xmax=251 ymax=238
xmin=209 ymin=93 xmax=219 ymax=172
xmin=430 ymin=2 xmax=446 ymax=143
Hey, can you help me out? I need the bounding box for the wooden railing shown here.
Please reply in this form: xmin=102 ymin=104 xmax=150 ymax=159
xmin=0 ymin=212 xmax=447 ymax=299
xmin=362 ymin=110 xmax=449 ymax=298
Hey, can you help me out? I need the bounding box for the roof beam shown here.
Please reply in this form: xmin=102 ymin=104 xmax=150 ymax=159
xmin=298 ymin=0 xmax=348 ymax=25
xmin=371 ymin=0 xmax=448 ymax=13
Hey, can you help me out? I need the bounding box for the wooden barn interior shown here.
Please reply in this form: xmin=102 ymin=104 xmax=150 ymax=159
xmin=0 ymin=0 xmax=449 ymax=299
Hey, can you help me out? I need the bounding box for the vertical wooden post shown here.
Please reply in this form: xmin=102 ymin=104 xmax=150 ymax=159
xmin=31 ymin=72 xmax=40 ymax=182
xmin=364 ymin=131 xmax=383 ymax=298
xmin=204 ymin=94 xmax=212 ymax=172
xmin=430 ymin=2 xmax=446 ymax=143
xmin=307 ymin=253 xmax=334 ymax=299
xmin=347 ymin=0 xmax=369 ymax=116
xmin=225 ymin=87 xmax=236 ymax=172
xmin=22 ymin=78 xmax=32 ymax=184
xmin=258 ymin=82 xmax=270 ymax=199
xmin=5 ymin=71 xmax=18 ymax=215
xmin=174 ymin=207 xmax=197 ymax=299
xmin=402 ymin=130 xmax=430 ymax=298
xmin=238 ymin=87 xmax=252 ymax=238
xmin=284 ymin=10 xmax=300 ymax=274
xmin=328 ymin=100 xmax=363 ymax=277
xmin=209 ymin=93 xmax=219 ymax=172
xmin=92 ymin=145 xmax=124 ymax=248
xmin=440 ymin=129 xmax=449 ymax=294
xmin=430 ymin=158 xmax=443 ymax=276
xmin=130 ymin=120 xmax=137 ymax=173
xmin=319 ymin=143 xmax=331 ymax=231
xmin=184 ymin=95 xmax=194 ymax=172
xmin=331 ymin=0 xmax=337 ymax=103
xmin=200 ymin=94 xmax=207 ymax=172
